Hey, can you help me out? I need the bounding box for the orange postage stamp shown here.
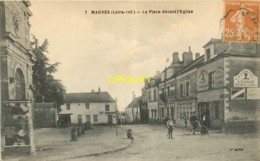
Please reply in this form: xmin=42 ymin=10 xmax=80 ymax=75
xmin=223 ymin=1 xmax=260 ymax=43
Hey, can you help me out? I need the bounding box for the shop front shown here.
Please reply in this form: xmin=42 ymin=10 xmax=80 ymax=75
xmin=175 ymin=99 xmax=196 ymax=127
xmin=197 ymin=101 xmax=224 ymax=129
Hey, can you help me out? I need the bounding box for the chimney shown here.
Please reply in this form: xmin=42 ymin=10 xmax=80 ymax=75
xmin=183 ymin=46 xmax=193 ymax=65
xmin=195 ymin=52 xmax=200 ymax=59
xmin=172 ymin=52 xmax=179 ymax=64
xmin=98 ymin=86 xmax=101 ymax=93
xmin=156 ymin=71 xmax=161 ymax=76
xmin=182 ymin=51 xmax=188 ymax=65
xmin=132 ymin=91 xmax=136 ymax=100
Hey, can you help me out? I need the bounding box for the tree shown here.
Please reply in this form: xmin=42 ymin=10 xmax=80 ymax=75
xmin=31 ymin=35 xmax=66 ymax=111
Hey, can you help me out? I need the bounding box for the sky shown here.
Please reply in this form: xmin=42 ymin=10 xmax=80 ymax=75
xmin=29 ymin=1 xmax=223 ymax=111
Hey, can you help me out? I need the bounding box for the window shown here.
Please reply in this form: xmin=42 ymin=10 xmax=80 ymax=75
xmin=206 ymin=48 xmax=211 ymax=60
xmin=78 ymin=115 xmax=82 ymax=123
xmin=148 ymin=91 xmax=151 ymax=101
xmin=186 ymin=81 xmax=190 ymax=97
xmin=208 ymin=72 xmax=214 ymax=89
xmin=86 ymin=115 xmax=91 ymax=123
xmin=180 ymin=83 xmax=183 ymax=97
xmin=161 ymin=88 xmax=165 ymax=100
xmin=105 ymin=104 xmax=109 ymax=111
xmin=154 ymin=109 xmax=157 ymax=118
xmin=93 ymin=114 xmax=98 ymax=122
xmin=85 ymin=103 xmax=89 ymax=109
xmin=153 ymin=90 xmax=156 ymax=101
xmin=66 ymin=103 xmax=70 ymax=110
xmin=162 ymin=88 xmax=165 ymax=95
xmin=161 ymin=108 xmax=164 ymax=118
xmin=167 ymin=86 xmax=170 ymax=96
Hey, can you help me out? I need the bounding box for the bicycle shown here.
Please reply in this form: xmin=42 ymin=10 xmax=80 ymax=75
xmin=183 ymin=121 xmax=209 ymax=135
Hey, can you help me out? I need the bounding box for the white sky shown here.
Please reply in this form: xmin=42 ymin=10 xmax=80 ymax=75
xmin=30 ymin=1 xmax=223 ymax=111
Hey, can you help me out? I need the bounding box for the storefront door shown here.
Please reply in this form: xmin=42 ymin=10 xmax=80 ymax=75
xmin=108 ymin=115 xmax=113 ymax=125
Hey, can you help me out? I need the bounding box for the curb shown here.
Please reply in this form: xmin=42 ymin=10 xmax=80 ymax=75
xmin=55 ymin=140 xmax=132 ymax=161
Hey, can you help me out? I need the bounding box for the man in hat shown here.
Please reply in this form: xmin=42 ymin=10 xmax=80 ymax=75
xmin=167 ymin=117 xmax=174 ymax=139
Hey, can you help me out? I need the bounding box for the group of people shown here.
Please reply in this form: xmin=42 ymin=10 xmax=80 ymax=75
xmin=166 ymin=112 xmax=209 ymax=138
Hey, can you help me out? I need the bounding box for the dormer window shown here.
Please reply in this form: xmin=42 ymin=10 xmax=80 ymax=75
xmin=206 ymin=48 xmax=211 ymax=60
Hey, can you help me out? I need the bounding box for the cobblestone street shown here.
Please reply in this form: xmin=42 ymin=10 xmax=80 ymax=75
xmin=71 ymin=125 xmax=260 ymax=161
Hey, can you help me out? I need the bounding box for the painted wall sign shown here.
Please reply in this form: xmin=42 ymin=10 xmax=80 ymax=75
xmin=247 ymin=88 xmax=260 ymax=100
xmin=214 ymin=67 xmax=224 ymax=88
xmin=234 ymin=69 xmax=258 ymax=87
xmin=198 ymin=69 xmax=208 ymax=90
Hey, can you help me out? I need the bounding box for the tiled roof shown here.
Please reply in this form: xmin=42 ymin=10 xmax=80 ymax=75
xmin=65 ymin=92 xmax=115 ymax=103
xmin=126 ymin=96 xmax=142 ymax=109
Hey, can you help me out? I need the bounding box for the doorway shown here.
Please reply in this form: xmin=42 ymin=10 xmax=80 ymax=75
xmin=108 ymin=115 xmax=113 ymax=125
xmin=198 ymin=102 xmax=211 ymax=128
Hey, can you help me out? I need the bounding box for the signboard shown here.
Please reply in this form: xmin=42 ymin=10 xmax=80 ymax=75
xmin=231 ymin=88 xmax=245 ymax=100
xmin=234 ymin=69 xmax=258 ymax=87
xmin=198 ymin=69 xmax=208 ymax=90
xmin=247 ymin=88 xmax=260 ymax=100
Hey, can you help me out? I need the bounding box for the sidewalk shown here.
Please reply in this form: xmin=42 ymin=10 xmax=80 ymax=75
xmin=3 ymin=125 xmax=131 ymax=161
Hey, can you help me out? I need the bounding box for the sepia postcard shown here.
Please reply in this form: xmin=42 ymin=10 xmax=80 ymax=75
xmin=0 ymin=0 xmax=259 ymax=161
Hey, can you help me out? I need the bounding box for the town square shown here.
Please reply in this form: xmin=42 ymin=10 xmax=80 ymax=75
xmin=0 ymin=1 xmax=260 ymax=161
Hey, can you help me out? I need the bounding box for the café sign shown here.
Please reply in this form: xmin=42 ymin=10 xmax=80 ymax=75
xmin=234 ymin=69 xmax=258 ymax=87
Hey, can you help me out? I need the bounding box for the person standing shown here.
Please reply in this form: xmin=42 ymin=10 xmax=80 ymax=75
xmin=190 ymin=113 xmax=198 ymax=135
xmin=201 ymin=112 xmax=209 ymax=135
xmin=184 ymin=115 xmax=188 ymax=130
xmin=167 ymin=117 xmax=174 ymax=139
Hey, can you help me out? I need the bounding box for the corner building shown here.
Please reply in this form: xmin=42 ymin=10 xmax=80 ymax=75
xmin=197 ymin=39 xmax=260 ymax=131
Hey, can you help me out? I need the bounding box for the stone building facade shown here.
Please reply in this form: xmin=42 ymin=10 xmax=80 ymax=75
xmin=141 ymin=38 xmax=260 ymax=132
xmin=0 ymin=1 xmax=35 ymax=155
xmin=175 ymin=56 xmax=203 ymax=126
xmin=0 ymin=1 xmax=34 ymax=101
xmin=197 ymin=39 xmax=260 ymax=131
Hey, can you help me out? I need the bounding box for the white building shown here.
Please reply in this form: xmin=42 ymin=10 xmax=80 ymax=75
xmin=125 ymin=96 xmax=142 ymax=123
xmin=59 ymin=90 xmax=116 ymax=125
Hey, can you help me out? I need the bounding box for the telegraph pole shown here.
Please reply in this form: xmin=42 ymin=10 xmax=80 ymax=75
xmin=115 ymin=97 xmax=118 ymax=136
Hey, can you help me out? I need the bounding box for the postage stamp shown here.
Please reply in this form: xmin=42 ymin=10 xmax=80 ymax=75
xmin=223 ymin=1 xmax=260 ymax=43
